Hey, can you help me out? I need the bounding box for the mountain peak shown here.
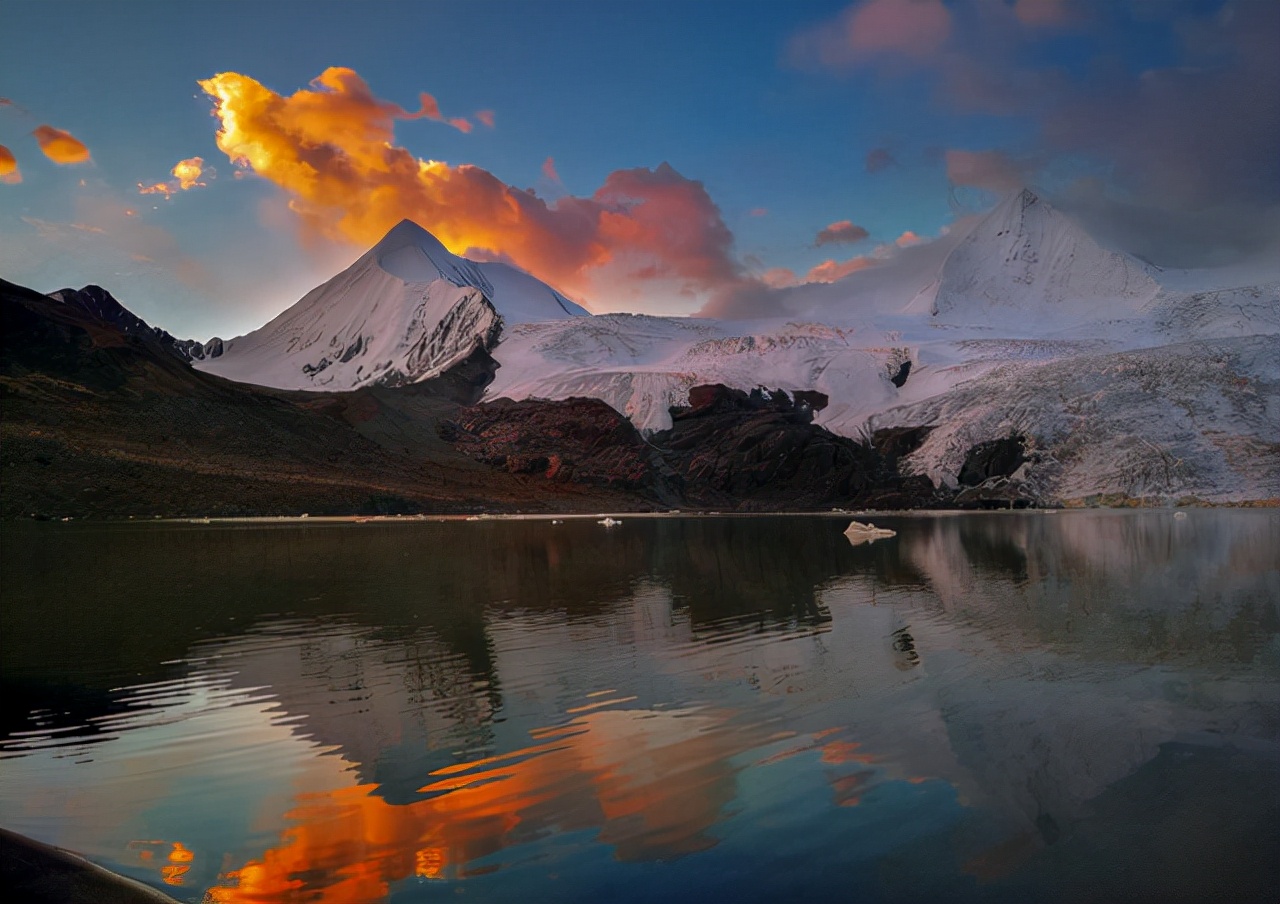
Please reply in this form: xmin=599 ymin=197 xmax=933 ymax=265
xmin=932 ymin=186 xmax=1159 ymax=323
xmin=379 ymin=218 xmax=433 ymax=242
xmin=194 ymin=214 xmax=587 ymax=392
xmin=372 ymin=218 xmax=451 ymax=257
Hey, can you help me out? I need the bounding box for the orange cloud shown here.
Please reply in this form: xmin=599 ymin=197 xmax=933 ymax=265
xmin=475 ymin=109 xmax=495 ymax=128
xmin=894 ymin=229 xmax=923 ymax=247
xmin=172 ymin=157 xmax=205 ymax=190
xmin=790 ymin=0 xmax=952 ymax=68
xmin=541 ymin=155 xmax=560 ymax=183
xmin=139 ymin=156 xmax=209 ymax=199
xmin=815 ymin=219 xmax=870 ymax=246
xmin=0 ymin=144 xmax=20 ymax=184
xmin=199 ymin=67 xmax=740 ymax=304
xmin=33 ymin=124 xmax=91 ymax=164
xmin=805 ymin=254 xmax=877 ymax=283
xmin=748 ymin=207 xmax=768 ymax=217
xmin=412 ymin=89 xmax=472 ymax=133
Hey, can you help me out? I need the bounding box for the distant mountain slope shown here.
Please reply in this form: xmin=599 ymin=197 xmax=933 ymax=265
xmin=195 ymin=219 xmax=587 ymax=391
xmin=931 ymin=189 xmax=1160 ymax=328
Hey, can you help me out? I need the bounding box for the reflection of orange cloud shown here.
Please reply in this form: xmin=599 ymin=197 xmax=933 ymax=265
xmin=161 ymin=842 xmax=195 ymax=886
xmin=33 ymin=124 xmax=91 ymax=164
xmin=198 ymin=67 xmax=740 ymax=303
xmin=207 ymin=708 xmax=760 ymax=902
xmin=0 ymin=144 xmax=19 ymax=183
xmin=139 ymin=156 xmax=208 ymax=199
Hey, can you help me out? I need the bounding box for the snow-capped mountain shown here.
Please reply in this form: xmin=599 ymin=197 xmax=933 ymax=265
xmin=195 ymin=219 xmax=587 ymax=390
xmin=192 ymin=192 xmax=1278 ymax=503
xmin=931 ymin=189 xmax=1160 ymax=327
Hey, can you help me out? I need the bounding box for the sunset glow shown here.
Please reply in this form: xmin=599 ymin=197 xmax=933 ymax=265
xmin=139 ymin=156 xmax=208 ymax=198
xmin=0 ymin=0 xmax=1275 ymax=335
xmin=32 ymin=125 xmax=91 ymax=164
xmin=197 ymin=67 xmax=740 ymax=306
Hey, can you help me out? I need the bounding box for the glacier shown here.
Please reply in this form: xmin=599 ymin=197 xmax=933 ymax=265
xmin=195 ymin=191 xmax=1280 ymax=504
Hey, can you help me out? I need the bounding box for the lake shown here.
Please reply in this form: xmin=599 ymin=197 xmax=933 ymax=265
xmin=2 ymin=512 xmax=1277 ymax=903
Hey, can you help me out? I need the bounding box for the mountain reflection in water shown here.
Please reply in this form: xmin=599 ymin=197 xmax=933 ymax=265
xmin=1 ymin=512 xmax=1277 ymax=903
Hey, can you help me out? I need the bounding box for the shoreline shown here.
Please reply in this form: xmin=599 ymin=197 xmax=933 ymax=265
xmin=0 ymin=827 xmax=179 ymax=904
xmin=5 ymin=500 xmax=1277 ymax=527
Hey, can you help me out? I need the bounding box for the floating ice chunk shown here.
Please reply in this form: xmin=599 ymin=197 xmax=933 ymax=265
xmin=598 ymin=517 xmax=622 ymax=527
xmin=844 ymin=520 xmax=896 ymax=546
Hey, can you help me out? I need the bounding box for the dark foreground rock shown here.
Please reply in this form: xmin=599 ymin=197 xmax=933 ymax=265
xmin=444 ymin=386 xmax=948 ymax=512
xmin=444 ymin=396 xmax=680 ymax=503
xmin=652 ymin=385 xmax=881 ymax=508
xmin=0 ymin=827 xmax=179 ymax=904
xmin=953 ymin=434 xmax=1038 ymax=509
xmin=958 ymin=434 xmax=1026 ymax=486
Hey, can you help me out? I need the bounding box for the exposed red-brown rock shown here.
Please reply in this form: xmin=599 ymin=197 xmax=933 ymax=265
xmin=444 ymin=397 xmax=677 ymax=500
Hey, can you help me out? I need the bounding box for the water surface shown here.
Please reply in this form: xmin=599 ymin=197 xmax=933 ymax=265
xmin=2 ymin=512 xmax=1278 ymax=903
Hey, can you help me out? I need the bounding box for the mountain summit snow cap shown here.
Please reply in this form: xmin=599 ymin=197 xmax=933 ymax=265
xmin=931 ymin=187 xmax=1159 ymax=327
xmin=368 ymin=218 xmax=589 ymax=320
xmin=192 ymin=217 xmax=588 ymax=392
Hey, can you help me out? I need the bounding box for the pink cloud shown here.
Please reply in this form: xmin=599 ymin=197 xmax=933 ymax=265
xmin=475 ymin=109 xmax=495 ymax=128
xmin=895 ymin=230 xmax=923 ymax=247
xmin=805 ymin=255 xmax=877 ymax=283
xmin=760 ymin=267 xmax=799 ymax=288
xmin=1013 ymin=0 xmax=1074 ymax=29
xmin=815 ymin=219 xmax=870 ymax=246
xmin=748 ymin=207 xmax=768 ymax=217
xmin=542 ymin=156 xmax=561 ymax=183
xmin=790 ymin=0 xmax=952 ymax=68
xmin=944 ymin=148 xmax=1030 ymax=194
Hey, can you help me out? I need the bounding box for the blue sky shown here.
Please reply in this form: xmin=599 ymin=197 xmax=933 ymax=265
xmin=1 ymin=1 xmax=1276 ymax=337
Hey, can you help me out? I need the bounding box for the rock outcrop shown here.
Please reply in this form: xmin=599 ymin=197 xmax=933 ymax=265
xmin=444 ymin=397 xmax=677 ymax=501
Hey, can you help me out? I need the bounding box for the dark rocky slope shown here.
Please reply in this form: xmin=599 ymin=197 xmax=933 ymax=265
xmin=2 ymin=277 xmax=1027 ymax=518
xmin=0 ymin=278 xmax=654 ymax=518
